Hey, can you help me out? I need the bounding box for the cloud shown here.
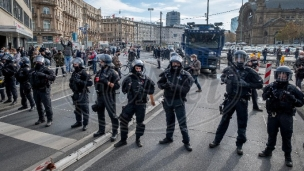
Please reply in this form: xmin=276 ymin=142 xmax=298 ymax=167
xmin=173 ymin=0 xmax=187 ymax=3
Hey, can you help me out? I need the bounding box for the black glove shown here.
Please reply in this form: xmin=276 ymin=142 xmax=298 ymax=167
xmin=99 ymin=77 xmax=108 ymax=84
xmin=36 ymin=72 xmax=46 ymax=78
xmin=74 ymin=78 xmax=81 ymax=83
xmin=283 ymin=91 xmax=297 ymax=103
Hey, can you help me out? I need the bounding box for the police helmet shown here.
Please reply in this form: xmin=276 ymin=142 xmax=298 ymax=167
xmin=33 ymin=55 xmax=45 ymax=64
xmin=170 ymin=52 xmax=178 ymax=57
xmin=39 ymin=47 xmax=46 ymax=53
xmin=170 ymin=54 xmax=183 ymax=64
xmin=274 ymin=66 xmax=292 ymax=83
xmin=131 ymin=60 xmax=144 ymax=73
xmin=97 ymin=54 xmax=112 ymax=65
xmin=20 ymin=57 xmax=31 ymax=67
xmin=71 ymin=57 xmax=84 ymax=68
xmin=2 ymin=53 xmax=13 ymax=61
xmin=44 ymin=58 xmax=51 ymax=67
xmin=233 ymin=50 xmax=248 ymax=69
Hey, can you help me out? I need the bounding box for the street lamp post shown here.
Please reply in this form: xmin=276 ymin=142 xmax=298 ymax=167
xmin=148 ymin=8 xmax=154 ymax=42
xmin=240 ymin=0 xmax=243 ymax=43
xmin=160 ymin=11 xmax=162 ymax=46
xmin=206 ymin=0 xmax=209 ymax=24
xmin=84 ymin=23 xmax=89 ymax=49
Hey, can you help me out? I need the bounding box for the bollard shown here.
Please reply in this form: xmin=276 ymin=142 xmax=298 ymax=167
xmin=264 ymin=63 xmax=272 ymax=85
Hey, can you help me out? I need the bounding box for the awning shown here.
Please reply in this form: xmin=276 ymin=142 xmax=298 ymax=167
xmin=0 ymin=25 xmax=33 ymax=39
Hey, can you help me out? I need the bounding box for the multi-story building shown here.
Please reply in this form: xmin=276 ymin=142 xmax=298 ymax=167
xmin=101 ymin=17 xmax=135 ymax=46
xmin=166 ymin=11 xmax=180 ymax=27
xmin=133 ymin=21 xmax=157 ymax=45
xmin=0 ymin=0 xmax=33 ymax=48
xmin=230 ymin=16 xmax=238 ymax=33
xmin=155 ymin=25 xmax=184 ymax=45
xmin=31 ymin=0 xmax=102 ymax=47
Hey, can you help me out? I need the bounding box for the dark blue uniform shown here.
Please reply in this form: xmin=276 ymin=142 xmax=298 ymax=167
xmin=30 ymin=66 xmax=56 ymax=123
xmin=119 ymin=74 xmax=155 ymax=141
xmin=15 ymin=65 xmax=35 ymax=109
xmin=214 ymin=66 xmax=263 ymax=147
xmin=94 ymin=67 xmax=120 ymax=135
xmin=69 ymin=69 xmax=92 ymax=127
xmin=157 ymin=69 xmax=194 ymax=144
xmin=2 ymin=61 xmax=18 ymax=103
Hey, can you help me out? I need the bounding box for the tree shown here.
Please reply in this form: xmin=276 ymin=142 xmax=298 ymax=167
xmin=276 ymin=22 xmax=302 ymax=44
xmin=225 ymin=32 xmax=236 ymax=43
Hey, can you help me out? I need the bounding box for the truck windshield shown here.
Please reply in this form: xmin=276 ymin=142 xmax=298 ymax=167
xmin=186 ymin=33 xmax=219 ymax=48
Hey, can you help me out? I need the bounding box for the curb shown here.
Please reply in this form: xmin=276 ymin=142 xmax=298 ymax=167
xmin=296 ymin=107 xmax=304 ymax=120
xmin=32 ymin=90 xmax=164 ymax=171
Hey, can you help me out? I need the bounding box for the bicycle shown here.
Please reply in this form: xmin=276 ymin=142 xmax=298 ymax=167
xmin=120 ymin=60 xmax=146 ymax=76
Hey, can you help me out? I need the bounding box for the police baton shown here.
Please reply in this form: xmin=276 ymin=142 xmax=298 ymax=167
xmin=149 ymin=94 xmax=155 ymax=106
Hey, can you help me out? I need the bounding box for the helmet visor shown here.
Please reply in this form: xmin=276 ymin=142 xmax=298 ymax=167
xmin=34 ymin=56 xmax=45 ymax=63
xmin=234 ymin=53 xmax=246 ymax=64
xmin=72 ymin=57 xmax=83 ymax=65
xmin=274 ymin=71 xmax=292 ymax=82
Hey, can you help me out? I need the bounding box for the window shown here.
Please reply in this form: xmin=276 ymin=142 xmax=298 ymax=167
xmin=43 ymin=7 xmax=50 ymax=14
xmin=0 ymin=0 xmax=12 ymax=14
xmin=13 ymin=1 xmax=23 ymax=22
xmin=43 ymin=20 xmax=51 ymax=29
xmin=33 ymin=36 xmax=37 ymax=41
xmin=24 ymin=13 xmax=30 ymax=28
xmin=32 ymin=21 xmax=35 ymax=30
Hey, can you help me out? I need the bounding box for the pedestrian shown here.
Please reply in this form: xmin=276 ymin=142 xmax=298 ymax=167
xmin=53 ymin=50 xmax=66 ymax=77
xmin=60 ymin=38 xmax=73 ymax=73
xmin=114 ymin=60 xmax=155 ymax=148
xmin=137 ymin=47 xmax=141 ymax=59
xmin=294 ymin=48 xmax=299 ymax=59
xmin=1 ymin=53 xmax=18 ymax=105
xmin=15 ymin=57 xmax=35 ymax=111
xmin=69 ymin=57 xmax=93 ymax=131
xmin=276 ymin=48 xmax=283 ymax=67
xmin=128 ymin=47 xmax=137 ymax=63
xmin=92 ymin=54 xmax=120 ymax=141
xmin=293 ymin=52 xmax=304 ymax=90
xmin=0 ymin=58 xmax=5 ymax=102
xmin=157 ymin=54 xmax=194 ymax=151
xmin=156 ymin=47 xmax=161 ymax=68
xmin=245 ymin=56 xmax=263 ymax=111
xmin=259 ymin=66 xmax=304 ymax=167
xmin=188 ymin=54 xmax=202 ymax=92
xmin=112 ymin=50 xmax=122 ymax=78
xmin=89 ymin=50 xmax=97 ymax=74
xmin=209 ymin=50 xmax=263 ymax=155
xmin=30 ymin=56 xmax=56 ymax=127
xmin=262 ymin=48 xmax=268 ymax=64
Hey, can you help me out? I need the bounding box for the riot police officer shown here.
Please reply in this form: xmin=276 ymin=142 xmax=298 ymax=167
xmin=0 ymin=58 xmax=5 ymax=102
xmin=2 ymin=53 xmax=18 ymax=105
xmin=259 ymin=66 xmax=304 ymax=167
xmin=209 ymin=50 xmax=263 ymax=155
xmin=69 ymin=57 xmax=93 ymax=131
xmin=227 ymin=49 xmax=233 ymax=66
xmin=293 ymin=51 xmax=304 ymax=89
xmin=30 ymin=56 xmax=56 ymax=127
xmin=92 ymin=54 xmax=120 ymax=140
xmin=157 ymin=54 xmax=194 ymax=151
xmin=15 ymin=57 xmax=36 ymax=111
xmin=114 ymin=60 xmax=155 ymax=148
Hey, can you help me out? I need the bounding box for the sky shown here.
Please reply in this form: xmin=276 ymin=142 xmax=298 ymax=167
xmin=85 ymin=0 xmax=244 ymax=30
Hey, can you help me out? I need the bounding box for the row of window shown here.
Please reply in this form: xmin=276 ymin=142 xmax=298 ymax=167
xmin=0 ymin=0 xmax=32 ymax=30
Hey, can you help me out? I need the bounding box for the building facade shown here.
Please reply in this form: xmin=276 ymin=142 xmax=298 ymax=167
xmin=133 ymin=21 xmax=157 ymax=45
xmin=230 ymin=16 xmax=238 ymax=33
xmin=155 ymin=26 xmax=184 ymax=45
xmin=166 ymin=11 xmax=180 ymax=27
xmin=0 ymin=0 xmax=33 ymax=49
xmin=236 ymin=0 xmax=304 ymax=45
xmin=31 ymin=0 xmax=102 ymax=47
xmin=101 ymin=17 xmax=134 ymax=46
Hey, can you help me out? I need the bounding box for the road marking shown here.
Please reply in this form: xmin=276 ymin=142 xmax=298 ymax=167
xmin=74 ymin=107 xmax=164 ymax=171
xmin=0 ymin=93 xmax=73 ymax=120
xmin=0 ymin=122 xmax=76 ymax=150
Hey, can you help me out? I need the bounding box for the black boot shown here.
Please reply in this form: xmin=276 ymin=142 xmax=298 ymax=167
xmin=136 ymin=138 xmax=143 ymax=147
xmin=93 ymin=131 xmax=105 ymax=137
xmin=111 ymin=132 xmax=118 ymax=142
xmin=184 ymin=143 xmax=193 ymax=151
xmin=285 ymin=154 xmax=293 ymax=167
xmin=159 ymin=138 xmax=173 ymax=144
xmin=236 ymin=147 xmax=243 ymax=155
xmin=18 ymin=106 xmax=28 ymax=110
xmin=114 ymin=140 xmax=127 ymax=148
xmin=3 ymin=99 xmax=12 ymax=103
xmin=258 ymin=150 xmax=272 ymax=157
xmin=209 ymin=142 xmax=220 ymax=148
xmin=71 ymin=122 xmax=82 ymax=128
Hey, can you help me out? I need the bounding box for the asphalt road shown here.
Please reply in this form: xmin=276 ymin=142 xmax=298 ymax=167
xmin=0 ymin=52 xmax=303 ymax=171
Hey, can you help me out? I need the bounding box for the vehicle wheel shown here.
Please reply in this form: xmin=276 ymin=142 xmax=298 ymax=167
xmin=211 ymin=69 xmax=216 ymax=75
xmin=120 ymin=65 xmax=129 ymax=76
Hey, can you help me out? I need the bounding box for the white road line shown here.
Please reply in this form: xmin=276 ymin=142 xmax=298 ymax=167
xmin=0 ymin=93 xmax=73 ymax=120
xmin=0 ymin=122 xmax=76 ymax=150
xmin=74 ymin=108 xmax=164 ymax=171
